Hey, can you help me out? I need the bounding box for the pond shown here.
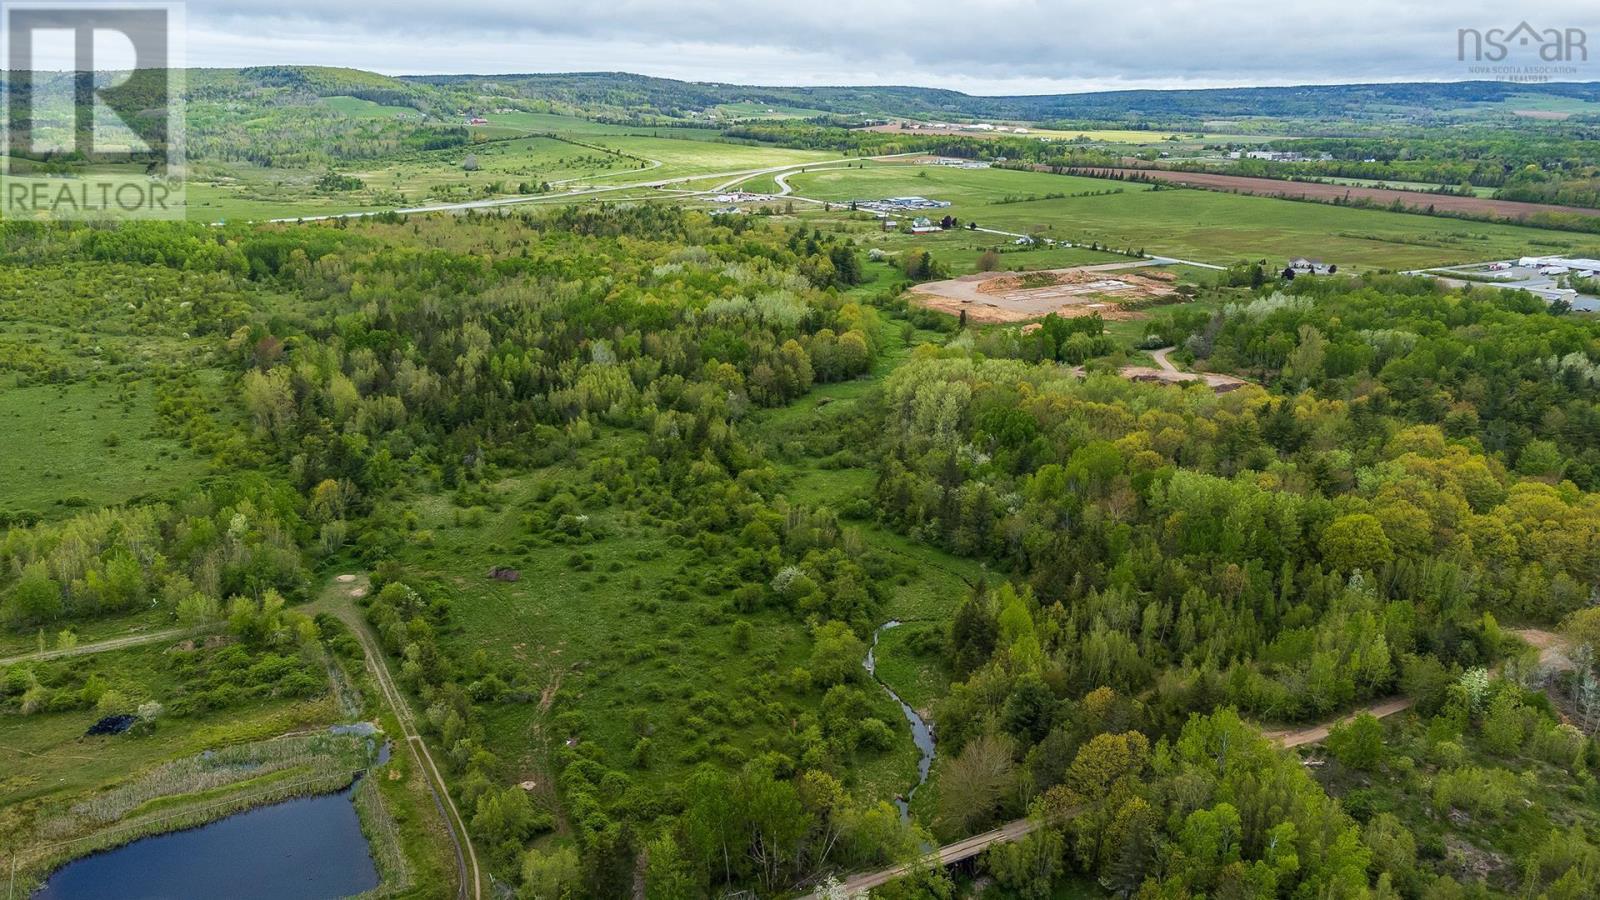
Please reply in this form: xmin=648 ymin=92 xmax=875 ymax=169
xmin=33 ymin=787 xmax=379 ymax=900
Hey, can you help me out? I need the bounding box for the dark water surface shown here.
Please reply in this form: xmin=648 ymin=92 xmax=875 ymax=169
xmin=34 ymin=787 xmax=378 ymax=900
xmin=864 ymin=620 xmax=936 ymax=822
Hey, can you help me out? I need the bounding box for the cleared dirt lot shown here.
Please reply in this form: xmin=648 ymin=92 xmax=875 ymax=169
xmin=909 ymin=261 xmax=1179 ymax=323
xmin=1066 ymin=168 xmax=1600 ymax=221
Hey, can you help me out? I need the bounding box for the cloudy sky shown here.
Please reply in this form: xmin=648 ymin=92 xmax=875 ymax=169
xmin=176 ymin=0 xmax=1600 ymax=95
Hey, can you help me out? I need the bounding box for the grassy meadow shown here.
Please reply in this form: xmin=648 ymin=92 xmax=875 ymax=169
xmin=787 ymin=163 xmax=1600 ymax=269
xmin=362 ymin=314 xmax=984 ymax=830
xmin=0 ymin=380 xmax=207 ymax=521
xmin=189 ymin=113 xmax=843 ymax=221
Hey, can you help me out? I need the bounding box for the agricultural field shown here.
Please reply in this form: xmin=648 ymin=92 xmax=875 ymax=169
xmin=787 ymin=163 xmax=1600 ymax=268
xmin=1446 ymin=91 xmax=1600 ymax=119
xmin=1319 ymin=176 xmax=1500 ymax=198
xmin=868 ymin=123 xmax=1264 ymax=145
xmin=186 ymin=182 xmax=391 ymax=223
xmin=715 ymin=101 xmax=836 ymax=119
xmin=572 ymin=133 xmax=842 ymax=180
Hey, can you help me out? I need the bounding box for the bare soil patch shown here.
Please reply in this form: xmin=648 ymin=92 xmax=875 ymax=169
xmin=909 ymin=262 xmax=1178 ymax=323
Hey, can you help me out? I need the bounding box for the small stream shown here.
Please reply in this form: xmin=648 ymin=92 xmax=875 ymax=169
xmin=864 ymin=620 xmax=936 ymax=822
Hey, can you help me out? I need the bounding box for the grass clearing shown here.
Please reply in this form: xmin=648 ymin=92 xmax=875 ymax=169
xmin=0 ymin=380 xmax=207 ymax=521
xmin=321 ymin=96 xmax=422 ymax=119
xmin=389 ymin=457 xmax=929 ymax=809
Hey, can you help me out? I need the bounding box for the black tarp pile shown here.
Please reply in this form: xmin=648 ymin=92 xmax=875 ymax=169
xmin=86 ymin=713 xmax=138 ymax=735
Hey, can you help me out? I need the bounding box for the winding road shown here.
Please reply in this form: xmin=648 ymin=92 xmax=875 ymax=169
xmin=246 ymin=148 xmax=1238 ymax=274
xmin=263 ymin=153 xmax=923 ymax=225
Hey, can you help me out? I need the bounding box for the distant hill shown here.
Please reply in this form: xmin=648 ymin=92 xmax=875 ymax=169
xmin=186 ymin=66 xmax=444 ymax=113
xmin=403 ymin=72 xmax=1600 ymax=126
xmin=9 ymin=66 xmax=1599 ymax=129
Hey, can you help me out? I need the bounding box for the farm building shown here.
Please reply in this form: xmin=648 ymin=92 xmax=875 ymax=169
xmin=1521 ymin=255 xmax=1600 ymax=272
xmin=856 ymin=196 xmax=953 ymax=214
xmin=909 ymin=217 xmax=940 ymax=234
xmin=1288 ymin=257 xmax=1336 ymax=275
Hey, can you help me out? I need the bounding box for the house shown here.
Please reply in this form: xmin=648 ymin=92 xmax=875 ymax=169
xmin=467 ymin=116 xmax=489 ymax=125
xmin=909 ymin=216 xmax=940 ymax=234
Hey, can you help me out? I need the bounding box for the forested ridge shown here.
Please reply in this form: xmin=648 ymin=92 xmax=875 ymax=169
xmin=2 ymin=207 xmax=1599 ymax=899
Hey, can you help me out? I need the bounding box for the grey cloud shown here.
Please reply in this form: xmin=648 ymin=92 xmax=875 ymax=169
xmin=184 ymin=0 xmax=1600 ymax=91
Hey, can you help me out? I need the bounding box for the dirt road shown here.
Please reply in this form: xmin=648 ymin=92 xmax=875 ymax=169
xmin=807 ymin=692 xmax=1395 ymax=896
xmin=809 ymin=659 xmax=1518 ymax=896
xmin=1260 ymin=696 xmax=1415 ymax=749
xmin=1115 ymin=346 xmax=1251 ymax=391
xmin=1151 ymin=346 xmax=1180 ymax=374
xmin=799 ymin=817 xmax=1043 ymax=899
xmin=0 ymin=627 xmax=205 ymax=667
xmin=1260 ymin=628 xmax=1572 ymax=748
xmin=318 ymin=574 xmax=482 ymax=900
xmin=1510 ymin=628 xmax=1576 ymax=672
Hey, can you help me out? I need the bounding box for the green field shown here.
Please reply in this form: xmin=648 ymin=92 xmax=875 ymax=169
xmin=0 ymin=381 xmax=207 ymax=520
xmin=381 ymin=424 xmax=964 ymax=814
xmin=787 ymin=163 xmax=1600 ymax=268
xmin=321 ymin=95 xmax=423 ymax=119
xmin=1320 ymin=176 xmax=1498 ymax=198
xmin=189 ymin=114 xmax=844 ymax=221
xmin=184 ymin=182 xmax=388 ymax=223
xmin=574 ymin=133 xmax=840 ymax=180
xmin=715 ymin=101 xmax=834 ymax=119
xmin=0 ymin=643 xmax=338 ymax=810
